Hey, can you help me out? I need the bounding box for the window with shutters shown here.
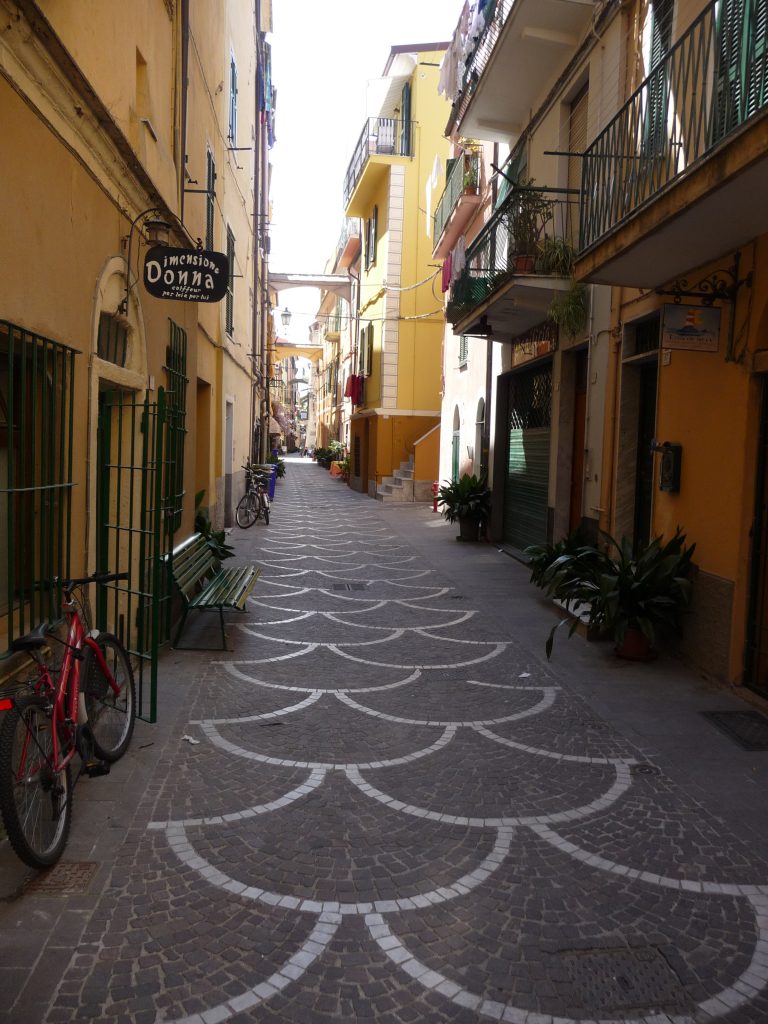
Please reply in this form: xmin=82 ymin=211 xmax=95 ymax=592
xmin=206 ymin=151 xmax=216 ymax=250
xmin=458 ymin=335 xmax=469 ymax=367
xmin=228 ymin=54 xmax=238 ymax=143
xmin=644 ymin=0 xmax=674 ymax=155
xmin=226 ymin=227 xmax=235 ymax=336
xmin=712 ymin=0 xmax=767 ymax=141
xmin=359 ymin=323 xmax=374 ymax=377
xmin=364 ymin=206 xmax=378 ymax=270
xmin=567 ymin=84 xmax=588 ymax=248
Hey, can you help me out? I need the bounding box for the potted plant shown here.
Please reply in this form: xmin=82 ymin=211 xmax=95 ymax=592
xmin=538 ymin=237 xmax=576 ymax=277
xmin=437 ymin=473 xmax=491 ymax=542
xmin=506 ymin=180 xmax=552 ymax=273
xmin=538 ymin=528 xmax=696 ymax=660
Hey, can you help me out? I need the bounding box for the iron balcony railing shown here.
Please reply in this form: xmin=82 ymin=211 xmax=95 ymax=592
xmin=434 ymin=152 xmax=481 ymax=243
xmin=343 ymin=117 xmax=415 ymax=207
xmin=580 ymin=0 xmax=768 ymax=252
xmin=447 ymin=0 xmax=512 ymax=132
xmin=448 ymin=192 xmax=578 ymax=320
xmin=336 ymin=216 xmax=361 ymax=263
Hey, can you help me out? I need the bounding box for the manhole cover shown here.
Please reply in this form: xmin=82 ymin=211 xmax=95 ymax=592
xmin=702 ymin=710 xmax=768 ymax=750
xmin=561 ymin=947 xmax=691 ymax=1015
xmin=25 ymin=861 xmax=98 ymax=896
xmin=630 ymin=763 xmax=661 ymax=777
xmin=332 ymin=583 xmax=367 ymax=591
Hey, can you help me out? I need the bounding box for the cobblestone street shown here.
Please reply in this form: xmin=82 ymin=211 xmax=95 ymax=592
xmin=3 ymin=459 xmax=768 ymax=1023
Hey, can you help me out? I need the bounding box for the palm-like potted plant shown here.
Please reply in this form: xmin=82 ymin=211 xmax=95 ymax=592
xmin=438 ymin=473 xmax=491 ymax=542
xmin=538 ymin=528 xmax=696 ymax=660
xmin=506 ymin=180 xmax=552 ymax=273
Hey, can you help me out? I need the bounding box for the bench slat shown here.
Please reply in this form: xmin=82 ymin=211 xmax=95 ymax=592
xmin=167 ymin=532 xmax=262 ymax=648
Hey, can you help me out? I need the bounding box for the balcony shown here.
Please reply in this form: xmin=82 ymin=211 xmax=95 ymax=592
xmin=343 ymin=117 xmax=414 ymax=216
xmin=447 ymin=0 xmax=597 ymax=142
xmin=433 ymin=152 xmax=482 ymax=258
xmin=447 ymin=191 xmax=575 ymax=341
xmin=578 ymin=0 xmax=768 ymax=288
xmin=336 ymin=218 xmax=361 ymax=270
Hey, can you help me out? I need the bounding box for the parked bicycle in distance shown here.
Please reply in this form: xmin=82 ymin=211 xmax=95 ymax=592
xmin=235 ymin=462 xmax=271 ymax=528
xmin=0 ymin=572 xmax=136 ymax=869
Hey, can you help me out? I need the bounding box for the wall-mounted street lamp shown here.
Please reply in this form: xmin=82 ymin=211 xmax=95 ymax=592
xmin=117 ymin=207 xmax=173 ymax=315
xmin=280 ymin=307 xmax=292 ymax=328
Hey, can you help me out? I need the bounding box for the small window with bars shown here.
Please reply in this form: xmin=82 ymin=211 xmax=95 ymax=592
xmin=0 ymin=322 xmax=76 ymax=647
xmin=226 ymin=227 xmax=235 ymax=335
xmin=98 ymin=313 xmax=129 ymax=367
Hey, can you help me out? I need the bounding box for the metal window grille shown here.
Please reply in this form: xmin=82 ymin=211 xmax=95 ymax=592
xmin=0 ymin=321 xmax=75 ymax=648
xmin=226 ymin=227 xmax=235 ymax=335
xmin=97 ymin=313 xmax=129 ymax=367
xmin=206 ymin=151 xmax=216 ymax=250
xmin=509 ymin=367 xmax=553 ymax=430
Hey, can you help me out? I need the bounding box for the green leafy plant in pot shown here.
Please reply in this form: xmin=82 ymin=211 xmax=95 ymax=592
xmin=437 ymin=473 xmax=491 ymax=542
xmin=539 ymin=528 xmax=696 ymax=660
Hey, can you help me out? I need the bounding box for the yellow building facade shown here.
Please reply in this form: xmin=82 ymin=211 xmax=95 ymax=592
xmin=0 ymin=1 xmax=272 ymax=696
xmin=575 ymin=0 xmax=768 ymax=689
xmin=344 ymin=44 xmax=450 ymax=500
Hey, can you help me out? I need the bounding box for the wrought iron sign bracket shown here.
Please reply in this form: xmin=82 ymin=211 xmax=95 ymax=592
xmin=655 ymin=251 xmax=752 ymax=307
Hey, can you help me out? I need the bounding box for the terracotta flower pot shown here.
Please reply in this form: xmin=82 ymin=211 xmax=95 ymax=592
xmin=615 ymin=626 xmax=656 ymax=661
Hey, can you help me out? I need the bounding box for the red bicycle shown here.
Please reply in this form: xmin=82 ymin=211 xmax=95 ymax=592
xmin=0 ymin=572 xmax=136 ymax=869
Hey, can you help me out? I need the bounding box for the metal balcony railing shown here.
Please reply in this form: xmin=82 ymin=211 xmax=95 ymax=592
xmin=336 ymin=217 xmax=361 ymax=263
xmin=580 ymin=0 xmax=768 ymax=253
xmin=447 ymin=0 xmax=513 ymax=132
xmin=448 ymin=193 xmax=578 ymax=320
xmin=434 ymin=152 xmax=481 ymax=242
xmin=343 ymin=117 xmax=415 ymax=207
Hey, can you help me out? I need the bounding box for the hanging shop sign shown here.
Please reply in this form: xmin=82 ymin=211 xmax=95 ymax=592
xmin=661 ymin=304 xmax=720 ymax=352
xmin=143 ymin=247 xmax=229 ymax=303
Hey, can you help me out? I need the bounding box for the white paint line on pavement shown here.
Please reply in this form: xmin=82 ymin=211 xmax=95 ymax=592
xmin=336 ymin=687 xmax=558 ymax=727
xmin=473 ymin=724 xmax=637 ymax=766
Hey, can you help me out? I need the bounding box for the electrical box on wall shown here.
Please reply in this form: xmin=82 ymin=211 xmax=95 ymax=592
xmin=652 ymin=441 xmax=682 ymax=493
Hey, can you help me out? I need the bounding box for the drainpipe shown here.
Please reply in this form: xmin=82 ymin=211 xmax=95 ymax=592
xmin=598 ymin=286 xmax=624 ymax=537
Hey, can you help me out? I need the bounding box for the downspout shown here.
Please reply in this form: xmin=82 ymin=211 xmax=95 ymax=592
xmin=598 ymin=286 xmax=624 ymax=537
xmin=250 ymin=0 xmax=260 ymax=464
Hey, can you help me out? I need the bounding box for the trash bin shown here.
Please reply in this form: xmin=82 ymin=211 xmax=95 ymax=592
xmin=256 ymin=464 xmax=277 ymax=501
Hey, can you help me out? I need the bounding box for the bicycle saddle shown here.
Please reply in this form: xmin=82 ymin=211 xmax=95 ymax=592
xmin=9 ymin=622 xmax=51 ymax=652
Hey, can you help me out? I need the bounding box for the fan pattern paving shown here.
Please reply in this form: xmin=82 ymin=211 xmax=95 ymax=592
xmin=44 ymin=469 xmax=768 ymax=1024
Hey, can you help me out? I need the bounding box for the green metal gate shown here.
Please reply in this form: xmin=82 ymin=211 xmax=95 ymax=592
xmin=503 ymin=365 xmax=552 ymax=550
xmin=96 ymin=386 xmax=182 ymax=722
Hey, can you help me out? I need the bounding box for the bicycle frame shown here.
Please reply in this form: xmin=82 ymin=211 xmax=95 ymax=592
xmin=0 ymin=596 xmax=119 ymax=776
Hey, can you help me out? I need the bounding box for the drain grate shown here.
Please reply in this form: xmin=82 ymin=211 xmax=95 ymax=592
xmin=332 ymin=583 xmax=367 ymax=591
xmin=702 ymin=710 xmax=768 ymax=750
xmin=25 ymin=861 xmax=98 ymax=896
xmin=630 ymin=763 xmax=662 ymax=777
xmin=561 ymin=947 xmax=690 ymax=1015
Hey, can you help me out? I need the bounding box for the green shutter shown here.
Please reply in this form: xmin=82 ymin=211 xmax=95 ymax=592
xmin=503 ymin=366 xmax=552 ymax=549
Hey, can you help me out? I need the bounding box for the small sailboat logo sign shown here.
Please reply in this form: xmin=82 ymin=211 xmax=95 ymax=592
xmin=662 ymin=303 xmax=720 ymax=351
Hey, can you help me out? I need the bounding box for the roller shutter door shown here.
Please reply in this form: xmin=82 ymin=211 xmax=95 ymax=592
xmin=503 ymin=364 xmax=552 ymax=549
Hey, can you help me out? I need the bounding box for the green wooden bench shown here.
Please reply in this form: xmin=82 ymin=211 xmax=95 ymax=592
xmin=167 ymin=533 xmax=261 ymax=650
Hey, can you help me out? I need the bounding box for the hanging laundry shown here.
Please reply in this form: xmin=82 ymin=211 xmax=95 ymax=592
xmin=441 ymin=253 xmax=453 ymax=293
xmin=452 ymin=236 xmax=467 ymax=281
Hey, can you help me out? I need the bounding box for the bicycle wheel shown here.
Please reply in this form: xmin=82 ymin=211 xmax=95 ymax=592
xmin=0 ymin=696 xmax=72 ymax=869
xmin=261 ymin=493 xmax=270 ymax=525
xmin=82 ymin=633 xmax=136 ymax=762
xmin=236 ymin=491 xmax=258 ymax=528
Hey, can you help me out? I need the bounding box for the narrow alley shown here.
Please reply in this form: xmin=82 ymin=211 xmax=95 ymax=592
xmin=3 ymin=460 xmax=768 ymax=1024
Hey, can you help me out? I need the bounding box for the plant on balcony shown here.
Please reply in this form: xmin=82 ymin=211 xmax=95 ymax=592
xmin=462 ymin=151 xmax=480 ymax=193
xmin=437 ymin=473 xmax=491 ymax=543
xmin=506 ymin=180 xmax=552 ymax=273
xmin=547 ymin=279 xmax=589 ymax=339
xmin=538 ymin=237 xmax=576 ymax=277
